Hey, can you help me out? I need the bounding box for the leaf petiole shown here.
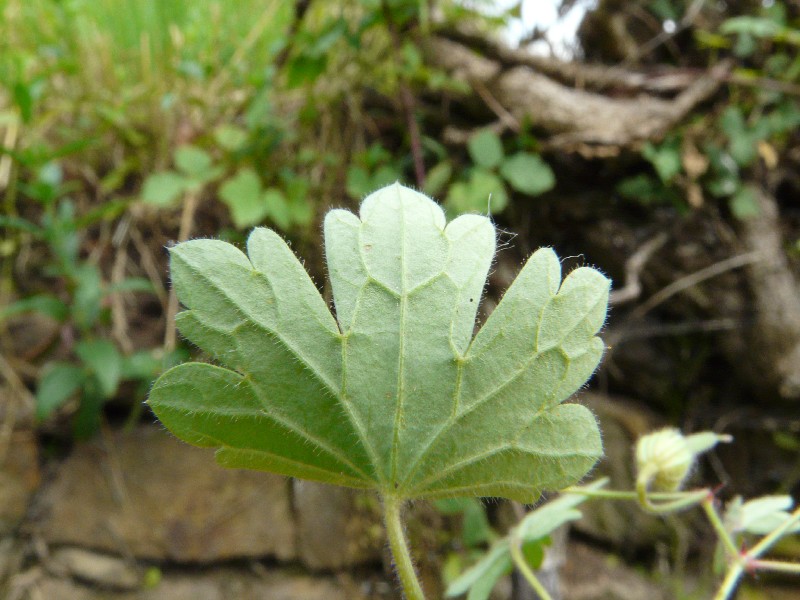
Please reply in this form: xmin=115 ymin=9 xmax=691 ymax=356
xmin=383 ymin=494 xmax=425 ymax=600
xmin=509 ymin=537 xmax=554 ymax=600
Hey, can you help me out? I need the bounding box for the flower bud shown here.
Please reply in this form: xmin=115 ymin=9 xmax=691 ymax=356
xmin=635 ymin=428 xmax=732 ymax=492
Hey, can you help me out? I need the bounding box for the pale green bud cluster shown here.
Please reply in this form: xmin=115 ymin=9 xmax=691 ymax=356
xmin=636 ymin=428 xmax=732 ymax=492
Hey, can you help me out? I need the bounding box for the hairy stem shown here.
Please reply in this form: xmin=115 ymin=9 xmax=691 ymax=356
xmin=510 ymin=538 xmax=554 ymax=600
xmin=701 ymin=496 xmax=739 ymax=559
xmin=383 ymin=494 xmax=425 ymax=600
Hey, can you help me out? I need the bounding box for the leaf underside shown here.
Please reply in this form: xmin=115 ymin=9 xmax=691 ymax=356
xmin=148 ymin=183 xmax=609 ymax=501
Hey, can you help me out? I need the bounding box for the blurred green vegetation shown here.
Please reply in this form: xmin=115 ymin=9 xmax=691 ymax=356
xmin=0 ymin=0 xmax=798 ymax=445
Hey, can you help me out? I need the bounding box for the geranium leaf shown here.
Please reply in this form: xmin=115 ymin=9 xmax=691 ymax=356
xmin=149 ymin=183 xmax=607 ymax=501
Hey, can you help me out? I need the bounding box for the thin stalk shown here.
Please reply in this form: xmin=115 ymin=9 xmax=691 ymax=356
xmin=749 ymin=505 xmax=800 ymax=558
xmin=562 ymin=487 xmax=705 ymax=501
xmin=383 ymin=494 xmax=425 ymax=600
xmin=701 ymin=496 xmax=739 ymax=559
xmin=750 ymin=558 xmax=800 ymax=575
xmin=713 ymin=562 xmax=744 ymax=600
xmin=509 ymin=538 xmax=554 ymax=600
xmin=163 ymin=190 xmax=200 ymax=352
xmin=636 ymin=475 xmax=708 ymax=514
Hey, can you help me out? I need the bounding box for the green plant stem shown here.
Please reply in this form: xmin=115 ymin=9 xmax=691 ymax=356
xmin=708 ymin=503 xmax=800 ymax=599
xmin=751 ymin=558 xmax=800 ymax=574
xmin=714 ymin=562 xmax=745 ymax=600
xmin=635 ymin=474 xmax=709 ymax=514
xmin=701 ymin=496 xmax=740 ymax=558
xmin=383 ymin=494 xmax=425 ymax=600
xmin=749 ymin=505 xmax=800 ymax=558
xmin=562 ymin=487 xmax=702 ymax=501
xmin=509 ymin=538 xmax=554 ymax=600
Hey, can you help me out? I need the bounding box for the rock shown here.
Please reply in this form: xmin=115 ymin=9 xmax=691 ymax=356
xmin=34 ymin=426 xmax=296 ymax=562
xmin=48 ymin=548 xmax=141 ymax=590
xmin=293 ymin=481 xmax=384 ymax=570
xmin=0 ymin=537 xmax=24 ymax=585
xmin=0 ymin=428 xmax=40 ymax=534
xmin=34 ymin=567 xmax=389 ymax=600
xmin=561 ymin=542 xmax=669 ymax=600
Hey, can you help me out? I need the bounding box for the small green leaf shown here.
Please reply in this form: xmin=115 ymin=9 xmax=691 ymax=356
xmin=287 ymin=196 xmax=315 ymax=227
xmin=106 ymin=277 xmax=155 ymax=294
xmin=214 ymin=125 xmax=248 ymax=151
xmin=642 ymin=139 xmax=683 ymax=183
xmin=514 ymin=479 xmax=606 ymax=542
xmin=447 ymin=170 xmax=508 ymax=214
xmin=219 ymin=168 xmax=269 ymax=228
xmin=264 ymin=187 xmax=293 ymax=230
xmin=0 ymin=294 xmax=68 ymax=322
xmin=37 ymin=362 xmax=86 ymax=420
xmin=175 ymin=145 xmax=213 ymax=177
xmin=435 ymin=498 xmax=494 ymax=547
xmin=726 ymin=495 xmax=800 ymax=536
xmin=371 ymin=165 xmax=400 ymax=189
xmin=0 ymin=215 xmax=42 ymax=235
xmin=729 ymin=185 xmax=760 ymax=220
xmin=462 ymin=501 xmax=494 ymax=547
xmin=142 ymin=172 xmax=188 ymax=207
xmin=720 ymin=16 xmax=783 ymax=38
xmin=445 ymin=542 xmax=512 ymax=599
xmin=76 ymin=339 xmax=122 ymax=398
xmin=73 ymin=264 xmax=104 ymax=330
xmin=521 ymin=538 xmax=547 ymax=570
xmin=120 ymin=350 xmax=164 ymax=380
xmin=499 ymin=153 xmax=556 ymax=195
xmin=346 ymin=166 xmax=372 ymax=199
xmin=468 ymin=129 xmax=504 ymax=169
xmin=720 ymin=107 xmax=760 ymax=167
xmin=286 ymin=54 xmax=328 ymax=88
xmin=423 ymin=161 xmax=453 ymax=198
xmin=448 ymin=479 xmax=606 ymax=599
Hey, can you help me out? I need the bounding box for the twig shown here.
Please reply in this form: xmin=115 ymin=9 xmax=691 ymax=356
xmin=110 ymin=215 xmax=134 ymax=354
xmin=621 ymin=0 xmax=706 ymax=67
xmin=726 ymin=72 xmax=800 ymax=97
xmin=472 ymin=78 xmax=521 ymax=133
xmin=609 ymin=232 xmax=669 ymax=305
xmin=0 ymin=352 xmax=35 ymax=464
xmin=611 ymin=318 xmax=739 ymax=343
xmin=630 ymin=250 xmax=765 ymax=321
xmin=128 ymin=224 xmax=168 ymax=307
xmin=0 ymin=113 xmax=19 ymax=191
xmin=163 ymin=191 xmax=200 ymax=352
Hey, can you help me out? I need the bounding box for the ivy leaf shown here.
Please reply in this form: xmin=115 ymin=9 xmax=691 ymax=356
xmin=174 ymin=145 xmax=213 ymax=177
xmin=141 ymin=172 xmax=187 ymax=207
xmin=37 ymin=362 xmax=86 ymax=420
xmin=219 ymin=168 xmax=269 ymax=228
xmin=148 ymin=184 xmax=607 ymax=501
xmin=446 ymin=170 xmax=508 ymax=215
xmin=499 ymin=153 xmax=556 ymax=196
xmin=75 ymin=339 xmax=122 ymax=398
xmin=468 ymin=129 xmax=504 ymax=169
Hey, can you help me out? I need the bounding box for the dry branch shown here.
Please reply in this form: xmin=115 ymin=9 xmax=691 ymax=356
xmin=422 ymin=36 xmax=729 ymax=152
